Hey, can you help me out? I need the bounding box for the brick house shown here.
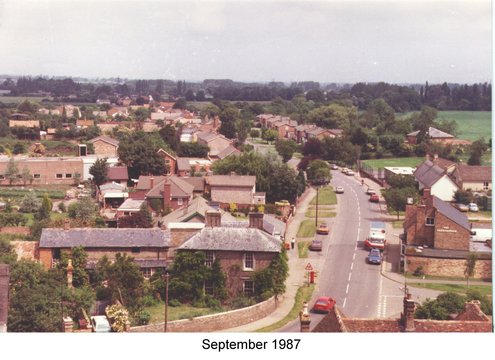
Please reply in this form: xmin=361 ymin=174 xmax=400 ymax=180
xmin=134 ymin=175 xmax=194 ymax=212
xmin=116 ymin=198 xmax=146 ymax=218
xmin=178 ymin=212 xmax=282 ymax=298
xmin=0 ymin=156 xmax=83 ymax=185
xmin=176 ymin=157 xmax=212 ymax=177
xmin=107 ymin=166 xmax=128 ymax=185
xmin=88 ymin=135 xmax=119 ymax=157
xmin=272 ymin=119 xmax=298 ymax=140
xmin=305 ymin=127 xmax=343 ymax=141
xmin=413 ymin=159 xmax=459 ymax=201
xmin=204 ymin=174 xmax=260 ymax=209
xmin=406 ymin=127 xmax=454 ymax=145
xmin=450 ymin=164 xmax=492 ymax=192
xmin=38 ymin=226 xmax=170 ymax=278
xmin=156 ymin=148 xmax=177 ymax=175
xmin=196 ymin=132 xmax=234 ymax=159
xmin=403 ymin=189 xmax=471 ymax=250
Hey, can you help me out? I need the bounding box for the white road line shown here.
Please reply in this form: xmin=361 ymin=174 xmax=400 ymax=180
xmin=348 ymin=272 xmax=352 ymax=282
xmin=353 ymin=253 xmax=356 ymax=260
xmin=345 ymin=284 xmax=350 ymax=294
xmin=343 ymin=298 xmax=347 ymax=308
xmin=378 ymin=274 xmax=384 ymax=317
xmin=350 ymin=262 xmax=354 ymax=271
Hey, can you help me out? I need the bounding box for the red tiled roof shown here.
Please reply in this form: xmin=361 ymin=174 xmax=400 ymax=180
xmin=107 ymin=166 xmax=128 ymax=181
xmin=146 ymin=176 xmax=194 ymax=198
xmin=455 ymin=164 xmax=491 ymax=182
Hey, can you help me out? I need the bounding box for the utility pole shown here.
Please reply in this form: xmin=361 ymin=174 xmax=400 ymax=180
xmin=164 ymin=272 xmax=169 ymax=332
xmin=315 ymin=186 xmax=319 ymax=228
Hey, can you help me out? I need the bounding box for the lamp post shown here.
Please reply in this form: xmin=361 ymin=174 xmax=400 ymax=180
xmin=315 ymin=185 xmax=319 ymax=228
xmin=164 ymin=271 xmax=169 ymax=332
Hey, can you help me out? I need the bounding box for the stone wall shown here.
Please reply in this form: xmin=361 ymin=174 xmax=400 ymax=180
xmin=406 ymin=255 xmax=492 ymax=280
xmin=131 ymin=295 xmax=278 ymax=333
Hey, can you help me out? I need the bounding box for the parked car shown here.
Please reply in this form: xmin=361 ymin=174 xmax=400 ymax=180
xmin=312 ymin=296 xmax=336 ymax=313
xmin=455 ymin=203 xmax=469 ymax=212
xmin=369 ymin=194 xmax=379 ymax=202
xmin=366 ymin=188 xmax=376 ymax=195
xmin=341 ymin=167 xmax=349 ymax=174
xmin=317 ymin=223 xmax=330 ymax=235
xmin=367 ymin=249 xmax=383 ymax=265
xmin=468 ymin=203 xmax=479 ymax=212
xmin=364 ymin=235 xmax=386 ymax=250
xmin=330 ymin=163 xmax=339 ymax=170
xmin=91 ymin=315 xmax=111 ymax=332
xmin=346 ymin=170 xmax=355 ymax=176
xmin=309 ymin=238 xmax=323 ymax=251
xmin=335 ymin=186 xmax=344 ymax=194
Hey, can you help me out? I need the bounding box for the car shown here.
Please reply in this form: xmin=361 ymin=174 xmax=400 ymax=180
xmin=312 ymin=296 xmax=336 ymax=313
xmin=468 ymin=203 xmax=479 ymax=212
xmin=455 ymin=203 xmax=469 ymax=212
xmin=369 ymin=194 xmax=379 ymax=202
xmin=309 ymin=238 xmax=323 ymax=251
xmin=91 ymin=315 xmax=111 ymax=332
xmin=330 ymin=163 xmax=339 ymax=170
xmin=341 ymin=167 xmax=349 ymax=174
xmin=367 ymin=249 xmax=383 ymax=265
xmin=317 ymin=223 xmax=330 ymax=235
xmin=335 ymin=186 xmax=344 ymax=194
xmin=346 ymin=170 xmax=355 ymax=176
xmin=366 ymin=188 xmax=376 ymax=195
xmin=364 ymin=235 xmax=386 ymax=250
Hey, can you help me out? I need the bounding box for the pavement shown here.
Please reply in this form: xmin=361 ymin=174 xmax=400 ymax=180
xmin=223 ymin=172 xmax=490 ymax=332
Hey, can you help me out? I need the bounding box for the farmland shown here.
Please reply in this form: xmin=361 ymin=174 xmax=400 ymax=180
xmin=436 ymin=111 xmax=491 ymax=142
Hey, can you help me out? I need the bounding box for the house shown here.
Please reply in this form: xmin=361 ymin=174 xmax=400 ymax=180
xmin=310 ymin=293 xmax=491 ymax=333
xmin=180 ymin=127 xmax=199 ymax=143
xmin=215 ymin=145 xmax=240 ymax=160
xmin=156 ymin=148 xmax=177 ymax=175
xmin=450 ymin=164 xmax=492 ymax=192
xmin=196 ymin=131 xmax=234 ymax=159
xmin=108 ymin=106 xmax=129 ymax=118
xmin=76 ymin=119 xmax=95 ymax=128
xmin=403 ymin=188 xmax=471 ymax=251
xmin=0 ymin=155 xmax=83 ymax=185
xmin=176 ymin=157 xmax=212 ymax=176
xmin=178 ymin=211 xmax=282 ymax=298
xmin=406 ymin=127 xmax=470 ymax=145
xmin=89 ymin=135 xmax=119 ymax=157
xmin=306 ymin=127 xmax=343 ymax=141
xmin=92 ymin=110 xmax=108 ymax=118
xmin=181 ymin=176 xmax=206 ymax=195
xmin=98 ymin=182 xmax=128 ymax=209
xmin=38 ymin=225 xmax=170 ymax=278
xmin=271 ymin=119 xmax=298 ymax=139
xmin=107 ymin=166 xmax=128 ymax=185
xmin=116 ymin=198 xmax=146 ymax=219
xmin=9 ymin=113 xmax=40 ymax=129
xmin=295 ymin=124 xmax=317 ymax=143
xmin=134 ymin=175 xmax=195 ymax=212
xmin=205 ymin=174 xmax=259 ymax=208
xmin=413 ymin=159 xmax=459 ymax=201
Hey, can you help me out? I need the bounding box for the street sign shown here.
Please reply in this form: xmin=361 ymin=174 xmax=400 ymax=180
xmin=305 ymin=263 xmax=313 ymax=271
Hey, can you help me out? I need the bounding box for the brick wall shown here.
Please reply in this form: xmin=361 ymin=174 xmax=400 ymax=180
xmin=168 ymin=228 xmax=199 ymax=256
xmin=92 ymin=140 xmax=118 ymax=157
xmin=0 ymin=265 xmax=9 ymax=332
xmin=406 ymin=255 xmax=492 ymax=280
xmin=0 ymin=227 xmax=30 ymax=236
xmin=434 ymin=212 xmax=470 ymax=250
xmin=131 ymin=295 xmax=278 ymax=332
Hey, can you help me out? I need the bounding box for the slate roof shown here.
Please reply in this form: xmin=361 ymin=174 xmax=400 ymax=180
xmin=432 ymin=196 xmax=470 ymax=230
xmin=40 ymin=228 xmax=169 ymax=248
xmin=453 ymin=164 xmax=491 ymax=183
xmin=136 ymin=176 xmax=167 ymax=190
xmin=107 ymin=166 xmax=128 ymax=181
xmin=196 ymin=131 xmax=219 ymax=142
xmin=161 ymin=196 xmax=236 ymax=224
xmin=146 ymin=176 xmax=195 ymax=198
xmin=181 ymin=176 xmax=205 ymax=192
xmin=407 ymin=127 xmax=454 ymax=139
xmin=179 ymin=227 xmax=282 ymax=252
xmin=216 ymin=145 xmax=240 ymax=159
xmin=89 ymin=135 xmax=119 ymax=147
xmin=414 ymin=160 xmax=446 ymax=187
xmin=263 ymin=214 xmax=286 ymax=236
xmin=205 ymin=175 xmax=256 ymax=187
xmin=177 ymin=158 xmax=193 ymax=171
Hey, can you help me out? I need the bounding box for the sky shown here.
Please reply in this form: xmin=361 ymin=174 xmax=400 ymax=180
xmin=0 ymin=0 xmax=491 ymax=83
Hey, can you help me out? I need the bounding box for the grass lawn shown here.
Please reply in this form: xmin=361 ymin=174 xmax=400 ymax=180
xmin=309 ymin=186 xmax=337 ymax=206
xmin=407 ymin=282 xmax=492 ymax=297
xmin=145 ymin=302 xmax=220 ymax=323
xmin=297 ymin=240 xmax=311 ymax=258
xmin=23 ymin=211 xmax=69 ymax=226
xmin=256 ymin=284 xmax=315 ymax=332
xmin=362 ymin=157 xmax=424 ymax=169
xmin=305 ymin=209 xmax=336 ymax=218
xmin=297 ymin=219 xmax=317 ymax=238
xmin=436 ymin=111 xmax=491 ymax=142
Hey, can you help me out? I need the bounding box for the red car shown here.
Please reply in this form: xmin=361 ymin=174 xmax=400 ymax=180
xmin=369 ymin=194 xmax=379 ymax=202
xmin=312 ymin=296 xmax=336 ymax=313
xmin=317 ymin=223 xmax=330 ymax=235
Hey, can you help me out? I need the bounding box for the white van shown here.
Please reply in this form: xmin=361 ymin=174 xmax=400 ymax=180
xmin=91 ymin=315 xmax=111 ymax=332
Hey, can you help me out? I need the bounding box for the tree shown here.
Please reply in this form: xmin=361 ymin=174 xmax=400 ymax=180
xmin=118 ymin=204 xmax=153 ymax=228
xmin=89 ymin=157 xmax=109 ymax=186
xmin=307 ymin=103 xmax=357 ymax=130
xmin=56 ymin=246 xmax=90 ymax=288
xmin=454 ymin=189 xmax=473 ymax=205
xmin=275 ymin=139 xmax=298 ymax=162
xmin=464 ymin=253 xmax=478 ymax=288
xmin=169 ymin=251 xmax=208 ymax=303
xmin=21 ymin=167 xmax=33 ymax=186
xmin=35 ymin=194 xmax=52 ymax=221
xmin=250 ymin=129 xmax=260 ymax=138
xmin=20 ymin=191 xmax=41 ymax=213
xmin=468 ymin=139 xmax=488 ymax=166
xmin=159 ymin=125 xmax=179 ymax=151
xmin=386 ymin=174 xmax=418 ymax=189
xmin=5 ymin=158 xmax=19 ymax=185
xmin=261 ymin=128 xmax=278 ymax=143
xmin=68 ymin=197 xmax=98 ymax=224
xmin=0 ymin=238 xmax=17 ymax=264
xmin=177 ymin=142 xmax=209 ymax=158
xmin=253 ymin=246 xmax=288 ymax=299
xmin=306 ymin=159 xmax=331 ymax=184
xmin=415 ymin=292 xmax=466 ymax=320
xmin=173 ymin=98 xmax=187 ymax=109
xmin=382 ymin=187 xmax=419 ymax=220
xmin=117 ymin=133 xmax=167 ymax=178
xmin=296 ymin=169 xmax=307 ymax=196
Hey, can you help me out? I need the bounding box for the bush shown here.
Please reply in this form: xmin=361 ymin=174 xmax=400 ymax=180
xmin=169 ymin=299 xmax=182 ymax=307
xmin=413 ymin=266 xmax=424 ymax=277
xmin=205 ymin=296 xmax=222 ymax=310
xmin=58 ymin=202 xmax=67 ymax=213
xmin=229 ymin=296 xmax=256 ymax=309
xmin=192 ymin=299 xmax=206 ymax=308
xmin=96 ymin=286 xmax=112 ymax=301
xmin=134 ymin=310 xmax=151 ymax=326
xmin=142 ymin=294 xmax=159 ymax=307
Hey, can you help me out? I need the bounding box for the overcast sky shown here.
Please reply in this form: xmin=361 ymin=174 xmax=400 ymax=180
xmin=0 ymin=0 xmax=491 ymax=83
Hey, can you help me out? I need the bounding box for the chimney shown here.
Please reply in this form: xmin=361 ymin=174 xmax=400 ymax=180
xmin=64 ymin=218 xmax=70 ymax=231
xmin=249 ymin=212 xmax=264 ymax=230
xmin=299 ymin=302 xmax=311 ymax=332
xmin=0 ymin=265 xmax=9 ymax=333
xmin=402 ymin=292 xmax=416 ymax=332
xmin=163 ymin=179 xmax=171 ymax=210
xmin=67 ymin=259 xmax=74 ymax=289
xmin=205 ymin=210 xmax=221 ymax=227
xmin=150 ymin=176 xmax=154 ymax=189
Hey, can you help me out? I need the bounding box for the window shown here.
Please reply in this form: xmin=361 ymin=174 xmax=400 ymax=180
xmin=426 ymin=217 xmax=435 ymax=226
xmin=244 ymin=252 xmax=254 ymax=270
xmin=141 ymin=268 xmax=153 ymax=279
xmin=34 ymin=174 xmax=41 ymax=179
xmin=243 ymin=280 xmax=254 ymax=296
xmin=204 ymin=280 xmax=214 ymax=296
xmin=483 ymin=182 xmax=489 ymax=191
xmin=56 ymin=173 xmax=63 ymax=179
xmin=177 ymin=198 xmax=183 ymax=206
xmin=205 ymin=251 xmax=215 ymax=268
xmin=65 ymin=173 xmax=72 ymax=178
xmin=131 ymin=247 xmax=141 ymax=253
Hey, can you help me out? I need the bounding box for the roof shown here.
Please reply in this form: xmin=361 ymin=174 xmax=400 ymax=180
xmin=196 ymin=131 xmax=220 ymax=142
xmin=205 ymin=175 xmax=256 ymax=187
xmin=40 ymin=228 xmax=169 ymax=248
xmin=161 ymin=196 xmax=236 ymax=225
xmin=99 ymin=182 xmax=126 ymax=191
xmin=454 ymin=164 xmax=492 ymax=183
xmin=136 ymin=176 xmax=167 ymax=190
xmin=414 ymin=160 xmax=446 ymax=187
xmin=89 ymin=135 xmax=119 ymax=147
xmin=107 ymin=166 xmax=128 ymax=181
xmin=146 ymin=176 xmax=195 ymax=198
xmin=216 ymin=145 xmax=240 ymax=159
xmin=157 ymin=148 xmax=177 ymax=160
xmin=407 ymin=127 xmax=454 ymax=139
xmin=263 ymin=214 xmax=286 ymax=236
xmin=177 ymin=158 xmax=192 ymax=171
xmin=181 ymin=176 xmax=206 ymax=192
xmin=179 ymin=227 xmax=282 ymax=252
xmin=432 ymin=196 xmax=470 ymax=230
xmin=118 ymin=198 xmax=145 ymax=211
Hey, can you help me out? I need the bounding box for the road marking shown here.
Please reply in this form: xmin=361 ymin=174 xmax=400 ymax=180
xmin=350 ymin=262 xmax=354 ymax=271
xmin=353 ymin=253 xmax=356 ymax=260
xmin=343 ymin=298 xmax=347 ymax=308
xmin=378 ymin=274 xmax=384 ymax=317
xmin=345 ymin=284 xmax=350 ymax=294
xmin=348 ymin=272 xmax=352 ymax=281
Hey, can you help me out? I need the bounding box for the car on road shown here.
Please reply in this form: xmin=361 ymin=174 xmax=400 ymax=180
xmin=346 ymin=170 xmax=355 ymax=176
xmin=330 ymin=163 xmax=339 ymax=170
xmin=91 ymin=315 xmax=111 ymax=332
xmin=468 ymin=203 xmax=479 ymax=212
xmin=309 ymin=238 xmax=323 ymax=251
xmin=317 ymin=223 xmax=330 ymax=235
xmin=312 ymin=296 xmax=336 ymax=313
xmin=364 ymin=235 xmax=386 ymax=251
xmin=335 ymin=186 xmax=344 ymax=194
xmin=369 ymin=194 xmax=379 ymax=202
xmin=341 ymin=167 xmax=349 ymax=174
xmin=454 ymin=203 xmax=469 ymax=212
xmin=367 ymin=249 xmax=383 ymax=265
xmin=366 ymin=188 xmax=376 ymax=195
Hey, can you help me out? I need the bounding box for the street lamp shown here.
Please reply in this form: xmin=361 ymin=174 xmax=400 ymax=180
xmin=315 ymin=185 xmax=319 ymax=228
xmin=164 ymin=271 xmax=169 ymax=332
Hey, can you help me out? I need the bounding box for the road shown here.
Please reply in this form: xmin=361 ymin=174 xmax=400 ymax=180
xmin=281 ymin=170 xmax=419 ymax=331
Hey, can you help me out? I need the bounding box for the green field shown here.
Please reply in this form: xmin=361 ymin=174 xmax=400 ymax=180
xmin=436 ymin=111 xmax=491 ymax=142
xmin=309 ymin=186 xmax=337 ymax=206
xmin=362 ymin=156 xmax=424 ymax=169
